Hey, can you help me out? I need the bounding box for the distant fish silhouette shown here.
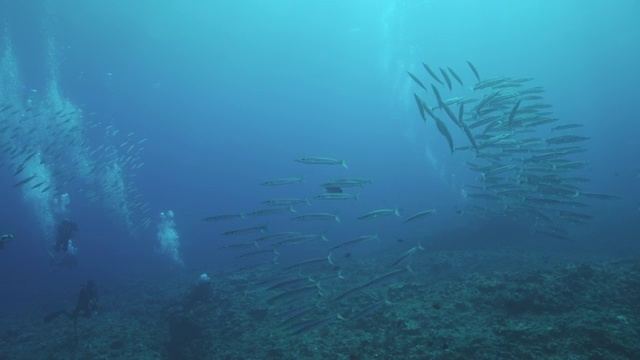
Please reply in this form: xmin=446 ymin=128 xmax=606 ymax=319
xmin=324 ymin=186 xmax=343 ymax=194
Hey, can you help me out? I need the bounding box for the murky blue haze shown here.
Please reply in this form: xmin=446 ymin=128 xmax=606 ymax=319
xmin=0 ymin=1 xmax=639 ymax=358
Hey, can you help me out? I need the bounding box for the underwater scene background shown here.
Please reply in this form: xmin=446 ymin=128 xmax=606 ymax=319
xmin=0 ymin=1 xmax=639 ymax=359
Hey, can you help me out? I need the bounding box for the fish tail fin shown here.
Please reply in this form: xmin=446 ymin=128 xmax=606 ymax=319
xmin=334 ymin=215 xmax=341 ymax=223
xmin=253 ymin=241 xmax=260 ymax=249
xmin=320 ymin=234 xmax=329 ymax=242
xmin=305 ymin=198 xmax=311 ymax=206
xmin=406 ymin=264 xmax=415 ymax=274
xmin=289 ymin=205 xmax=297 ymax=213
xmin=327 ymin=252 xmax=335 ymax=265
xmin=337 ymin=270 xmax=346 ymax=280
xmin=394 ymin=208 xmax=401 ymax=217
xmin=337 ymin=314 xmax=346 ymax=321
xmin=239 ymin=212 xmax=246 ymax=219
xmin=355 ymin=193 xmax=360 ymax=201
xmin=272 ymin=256 xmax=279 ymax=265
xmin=341 ymin=160 xmax=348 ymax=169
xmin=417 ymin=242 xmax=425 ymax=251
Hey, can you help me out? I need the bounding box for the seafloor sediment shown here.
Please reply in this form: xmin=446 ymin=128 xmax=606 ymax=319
xmin=1 ymin=250 xmax=638 ymax=360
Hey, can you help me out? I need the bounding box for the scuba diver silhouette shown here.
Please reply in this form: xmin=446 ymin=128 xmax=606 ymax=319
xmin=44 ymin=280 xmax=99 ymax=329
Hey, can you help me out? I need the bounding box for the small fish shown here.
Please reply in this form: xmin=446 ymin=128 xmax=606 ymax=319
xmin=467 ymin=60 xmax=480 ymax=81
xmin=13 ymin=164 xmax=26 ymax=176
xmin=422 ymin=63 xmax=443 ymax=85
xmin=403 ymin=209 xmax=436 ymax=223
xmin=323 ymin=178 xmax=372 ymax=187
xmin=255 ymin=232 xmax=301 ymax=242
xmin=457 ymin=102 xmax=465 ymax=124
xmin=202 ymin=213 xmax=245 ymax=221
xmin=358 ymin=208 xmax=400 ymax=220
xmin=276 ymin=233 xmax=329 ymax=246
xmin=263 ymin=198 xmax=310 ymax=206
xmin=314 ymin=193 xmax=359 ymax=201
xmin=440 ymin=68 xmax=452 ymax=90
xmin=324 ymin=185 xmax=343 ymax=193
xmin=295 ymin=157 xmax=348 ymax=169
xmin=551 ymin=124 xmax=583 ymax=131
xmin=460 ymin=120 xmax=479 ymax=153
xmin=407 ymin=71 xmax=428 ymax=92
xmin=447 ymin=67 xmax=463 ymax=86
xmin=474 ymin=78 xmax=507 ymax=92
xmin=334 ymin=265 xmax=413 ymax=301
xmin=545 ymin=135 xmax=590 ymax=145
xmin=247 ymin=206 xmax=296 ymax=216
xmin=434 ymin=117 xmax=455 ymax=154
xmin=431 ymin=84 xmax=443 ymax=105
xmin=439 ymin=101 xmax=460 ymax=127
xmin=414 ymin=93 xmax=426 ymax=122
xmin=328 ymin=234 xmax=378 ymax=254
xmin=222 ymin=225 xmax=268 ymax=236
xmin=507 ymin=99 xmax=521 ymax=127
xmin=284 ymin=255 xmax=333 ymax=270
xmin=12 ymin=174 xmax=37 ymax=188
xmin=422 ymin=100 xmax=437 ymax=121
xmin=30 ymin=181 xmax=46 ymax=190
xmin=261 ymin=177 xmax=304 ymax=186
xmin=389 ymin=243 xmax=424 ymax=268
xmin=292 ymin=213 xmax=340 ymax=223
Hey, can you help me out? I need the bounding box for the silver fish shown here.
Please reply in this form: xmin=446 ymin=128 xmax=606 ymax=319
xmin=403 ymin=209 xmax=436 ymax=223
xmin=466 ymin=60 xmax=480 ymax=81
xmin=260 ymin=177 xmax=304 ymax=186
xmin=407 ymin=71 xmax=428 ymax=92
xmin=314 ymin=193 xmax=359 ymax=201
xmin=202 ymin=213 xmax=245 ymax=221
xmin=422 ymin=63 xmax=443 ymax=85
xmin=222 ymin=224 xmax=268 ymax=236
xmin=295 ymin=157 xmax=348 ymax=169
xmin=292 ymin=213 xmax=340 ymax=223
xmin=358 ymin=208 xmax=400 ymax=220
xmin=247 ymin=206 xmax=296 ymax=216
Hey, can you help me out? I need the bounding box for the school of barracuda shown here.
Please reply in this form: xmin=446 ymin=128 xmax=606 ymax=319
xmin=203 ymin=61 xmax=619 ymax=335
xmin=0 ymin=101 xmax=152 ymax=234
xmin=409 ymin=60 xmax=619 ymax=240
xmin=204 ymin=161 xmax=428 ymax=335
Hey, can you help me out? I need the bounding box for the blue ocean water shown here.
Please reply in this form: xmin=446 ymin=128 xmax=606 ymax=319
xmin=1 ymin=1 xmax=639 ymax=358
